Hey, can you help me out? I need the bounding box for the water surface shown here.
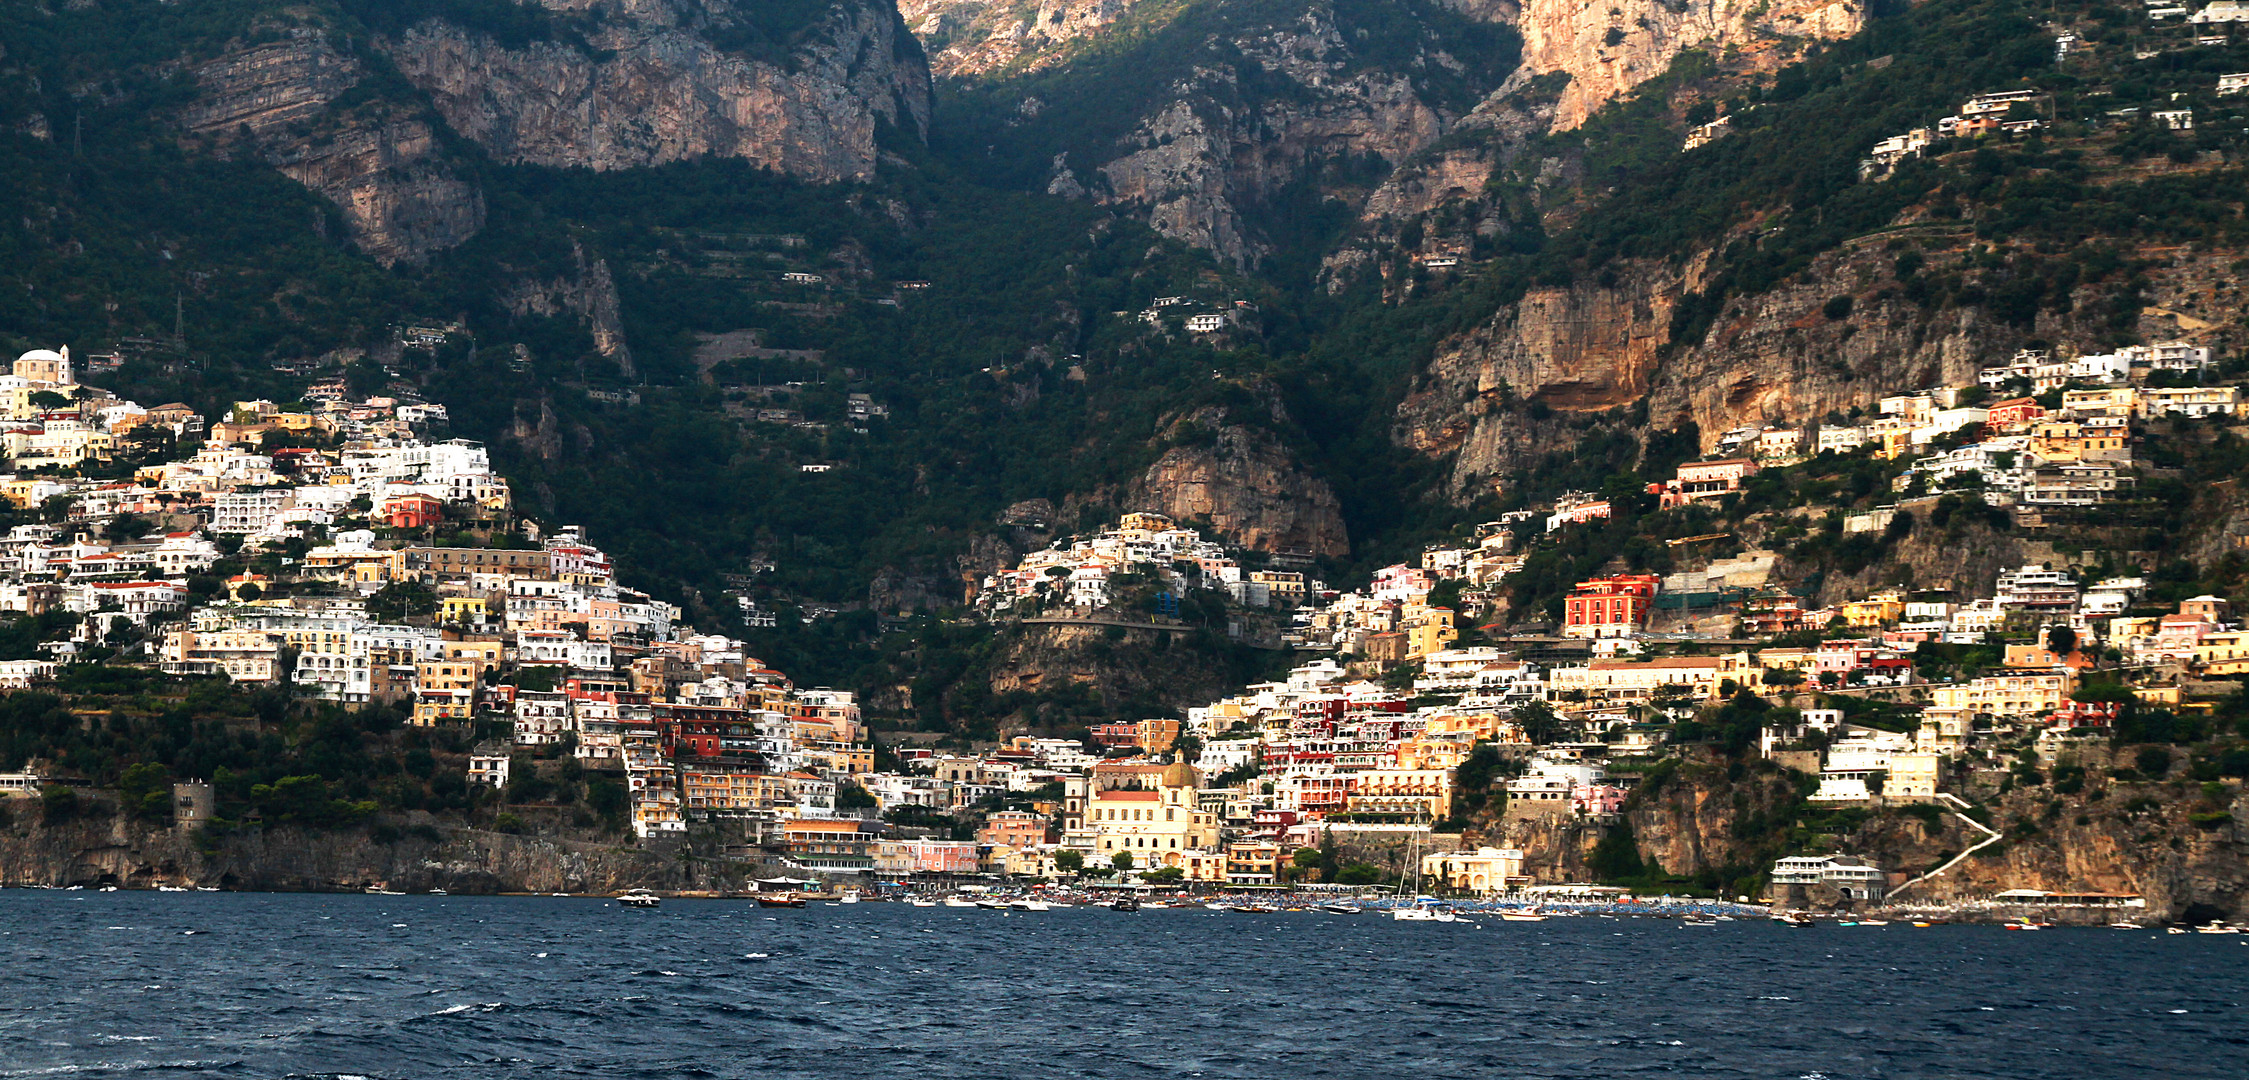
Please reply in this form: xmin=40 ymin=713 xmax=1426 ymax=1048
xmin=2 ymin=892 xmax=2244 ymax=1078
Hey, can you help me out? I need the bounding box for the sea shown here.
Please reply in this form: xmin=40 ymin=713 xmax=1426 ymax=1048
xmin=2 ymin=892 xmax=2245 ymax=1080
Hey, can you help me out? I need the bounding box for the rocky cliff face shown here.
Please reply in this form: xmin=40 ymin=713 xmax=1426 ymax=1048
xmin=903 ymin=0 xmax=1141 ymax=76
xmin=1394 ymin=236 xmax=2249 ymax=498
xmin=183 ymin=36 xmax=484 ymax=265
xmin=384 ymin=0 xmax=931 ymax=181
xmin=0 ymin=814 xmax=771 ymax=894
xmin=1129 ymin=404 xmax=1348 ymax=557
xmin=1500 ymin=0 xmax=1863 ymax=132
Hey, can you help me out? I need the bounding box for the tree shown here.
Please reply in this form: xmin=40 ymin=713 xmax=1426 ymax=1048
xmin=118 ymin=762 xmax=173 ymax=823
xmin=1054 ymin=849 xmax=1087 ymax=875
xmin=26 ymin=390 xmax=70 ymax=411
xmin=1142 ymin=867 xmax=1184 ymax=884
xmin=2045 ymin=625 xmax=2077 ymax=658
xmin=1111 ymin=851 xmax=1135 ymax=872
xmin=1334 ymin=863 xmax=1384 ymax=886
xmin=40 ymin=785 xmax=78 ymax=825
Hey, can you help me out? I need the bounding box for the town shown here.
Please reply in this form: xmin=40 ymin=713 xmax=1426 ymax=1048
xmin=0 ymin=333 xmax=2241 ymax=924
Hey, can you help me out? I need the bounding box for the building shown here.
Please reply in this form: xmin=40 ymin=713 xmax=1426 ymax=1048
xmin=1548 ymin=653 xmax=1763 ymax=702
xmin=1562 ymin=575 xmax=1659 ymax=639
xmin=1769 ymin=855 xmax=1888 ymax=901
xmin=1079 ymin=761 xmax=1217 ymax=863
xmin=1654 ymin=458 xmax=1759 ymax=508
xmin=1422 ymin=847 xmax=1526 ymax=894
xmin=467 ymin=746 xmax=511 ymax=787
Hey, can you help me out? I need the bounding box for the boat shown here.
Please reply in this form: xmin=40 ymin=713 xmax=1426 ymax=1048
xmin=1111 ymin=896 xmax=1141 ymax=912
xmin=364 ymin=886 xmax=404 ymax=896
xmin=2109 ymin=922 xmax=2143 ymax=930
xmin=1240 ymin=903 xmax=1279 ymax=914
xmin=157 ymin=885 xmax=188 ymax=893
xmin=1204 ymin=903 xmax=1234 ymax=912
xmin=908 ymin=897 xmax=938 ymax=908
xmin=839 ymin=890 xmax=860 ymax=904
xmin=2003 ymin=919 xmax=2047 ymax=931
xmin=99 ymin=885 xmax=118 ymax=893
xmin=1141 ymin=900 xmax=1173 ymax=909
xmin=617 ymin=890 xmax=661 ymax=909
xmin=1499 ymin=906 xmax=1548 ymax=923
xmin=1393 ymin=905 xmax=1457 ymax=923
xmin=1913 ymin=921 xmax=1935 ymax=928
xmin=2168 ymin=926 xmax=2191 ymax=935
xmin=1683 ymin=918 xmax=1718 ymax=927
xmin=428 ymin=889 xmax=447 ymax=896
xmin=942 ymin=896 xmax=978 ymax=908
xmin=1772 ymin=912 xmax=1815 ymax=928
xmin=975 ymin=899 xmax=1007 ymax=910
xmin=1317 ymin=903 xmax=1359 ymax=914
xmin=1008 ymin=899 xmax=1050 ymax=912
xmin=196 ymin=886 xmax=219 ymax=892
xmin=2195 ymin=922 xmax=2240 ymax=934
xmin=755 ymin=894 xmax=807 ymax=908
xmin=1857 ymin=919 xmax=1888 ymax=926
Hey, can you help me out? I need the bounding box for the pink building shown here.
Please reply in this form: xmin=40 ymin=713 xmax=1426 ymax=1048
xmin=1654 ymin=458 xmax=1760 ymax=509
xmin=1573 ymin=784 xmax=1628 ymax=815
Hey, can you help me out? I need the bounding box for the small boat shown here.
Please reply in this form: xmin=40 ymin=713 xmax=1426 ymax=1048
xmin=1204 ymin=903 xmax=1234 ymax=912
xmin=157 ymin=885 xmax=188 ymax=893
xmin=1007 ymin=899 xmax=1050 ymax=912
xmin=1500 ymin=906 xmax=1548 ymax=922
xmin=99 ymin=885 xmax=118 ymax=893
xmin=2003 ymin=919 xmax=2047 ymax=931
xmin=196 ymin=886 xmax=219 ymax=892
xmin=617 ymin=890 xmax=661 ymax=909
xmin=428 ymin=889 xmax=447 ymax=896
xmin=2168 ymin=926 xmax=2191 ymax=935
xmin=2195 ymin=922 xmax=2240 ymax=934
xmin=1317 ymin=903 xmax=1359 ymax=914
xmin=908 ymin=897 xmax=938 ymax=908
xmin=1772 ymin=912 xmax=1815 ymax=928
xmin=975 ymin=899 xmax=1007 ymax=910
xmin=1913 ymin=921 xmax=1935 ymax=928
xmin=839 ymin=891 xmax=860 ymax=904
xmin=1141 ymin=900 xmax=1173 ymax=909
xmin=1393 ymin=906 xmax=1456 ymax=922
xmin=1111 ymin=896 xmax=1141 ymax=912
xmin=1683 ymin=918 xmax=1718 ymax=927
xmin=2109 ymin=922 xmax=2143 ymax=930
xmin=1857 ymin=919 xmax=1888 ymax=926
xmin=942 ymin=897 xmax=978 ymax=908
xmin=756 ymin=894 xmax=806 ymax=908
xmin=365 ymin=886 xmax=404 ymax=896
xmin=1240 ymin=904 xmax=1278 ymax=914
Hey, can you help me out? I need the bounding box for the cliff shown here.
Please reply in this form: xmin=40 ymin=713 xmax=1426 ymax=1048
xmin=1500 ymin=0 xmax=1864 ymax=133
xmin=1129 ymin=404 xmax=1348 ymax=558
xmin=903 ymin=0 xmax=1141 ymax=76
xmin=383 ymin=0 xmax=931 ymax=181
xmin=1395 ymin=234 xmax=2249 ymax=498
xmin=0 ymin=812 xmax=774 ymax=894
xmin=183 ymin=37 xmax=484 ymax=265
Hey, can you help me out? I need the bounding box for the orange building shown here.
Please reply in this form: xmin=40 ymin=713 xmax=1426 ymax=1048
xmin=1563 ymin=574 xmax=1659 ymax=639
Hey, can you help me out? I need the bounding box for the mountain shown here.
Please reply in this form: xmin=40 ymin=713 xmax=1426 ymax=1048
xmin=5 ymin=0 xmax=2249 ymax=696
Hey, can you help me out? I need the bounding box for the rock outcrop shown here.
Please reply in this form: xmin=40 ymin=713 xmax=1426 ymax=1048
xmin=1500 ymin=0 xmax=1864 ymax=132
xmin=1128 ymin=405 xmax=1348 ymax=558
xmin=1394 ymin=234 xmax=2249 ymax=499
xmin=184 ymin=36 xmax=484 ymax=265
xmin=902 ymin=0 xmax=1142 ymax=76
xmin=384 ymin=0 xmax=931 ymax=181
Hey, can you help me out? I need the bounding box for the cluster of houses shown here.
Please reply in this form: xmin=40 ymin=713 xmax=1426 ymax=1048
xmin=975 ymin=512 xmax=1312 ymax=613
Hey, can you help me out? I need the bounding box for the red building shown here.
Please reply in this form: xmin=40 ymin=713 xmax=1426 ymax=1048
xmin=382 ymin=492 xmax=443 ymax=529
xmin=1563 ymin=574 xmax=1660 ymax=638
xmin=1983 ymin=397 xmax=2047 ymax=434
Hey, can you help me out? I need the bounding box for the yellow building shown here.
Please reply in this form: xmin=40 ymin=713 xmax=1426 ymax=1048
xmin=1081 ymin=761 xmax=1217 ymax=863
xmin=1403 ymin=604 xmax=1458 ymax=659
xmin=1345 ymin=769 xmax=1453 ymax=819
xmin=1548 ymin=653 xmax=1763 ymax=701
xmin=1886 ymin=753 xmax=1941 ymax=797
xmin=1840 ymin=590 xmax=1906 ymax=628
xmin=440 ymin=595 xmax=495 ymax=625
xmin=1422 ymin=847 xmax=1526 ymax=895
xmin=1930 ymin=671 xmax=2073 ymax=719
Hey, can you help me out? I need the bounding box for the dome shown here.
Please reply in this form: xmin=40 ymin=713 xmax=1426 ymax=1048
xmin=16 ymin=349 xmax=63 ymax=365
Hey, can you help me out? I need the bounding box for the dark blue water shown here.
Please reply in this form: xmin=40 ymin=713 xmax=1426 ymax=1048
xmin=3 ymin=893 xmax=2246 ymax=1079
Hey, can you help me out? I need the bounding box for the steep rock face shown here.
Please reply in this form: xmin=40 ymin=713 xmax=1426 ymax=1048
xmin=1394 ymin=235 xmax=2242 ymax=498
xmin=183 ymin=37 xmax=484 ymax=265
xmin=1503 ymin=0 xmax=1864 ymax=132
xmin=1095 ymin=60 xmax=1450 ymax=267
xmin=1128 ymin=405 xmax=1348 ymax=557
xmin=0 ymin=815 xmax=769 ymax=894
xmin=902 ymin=0 xmax=1140 ymax=76
xmin=499 ymin=243 xmax=639 ymax=378
xmin=978 ymin=620 xmax=1258 ymax=716
xmin=384 ymin=0 xmax=931 ymax=181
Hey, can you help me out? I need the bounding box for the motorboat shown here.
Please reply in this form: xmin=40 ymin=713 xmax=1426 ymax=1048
xmin=839 ymin=891 xmax=860 ymax=904
xmin=157 ymin=885 xmax=188 ymax=893
xmin=365 ymin=886 xmax=404 ymax=896
xmin=943 ymin=897 xmax=978 ymax=908
xmin=908 ymin=897 xmax=938 ymax=908
xmin=2109 ymin=922 xmax=2142 ymax=930
xmin=1317 ymin=903 xmax=1360 ymax=915
xmin=1499 ymin=906 xmax=1548 ymax=922
xmin=1111 ymin=896 xmax=1141 ymax=912
xmin=756 ymin=894 xmax=807 ymax=908
xmin=2195 ymin=922 xmax=2240 ymax=934
xmin=1772 ymin=912 xmax=1815 ymax=928
xmin=1393 ymin=905 xmax=1456 ymax=923
xmin=2003 ymin=919 xmax=2048 ymax=931
xmin=617 ymin=890 xmax=661 ymax=909
xmin=1007 ymin=899 xmax=1050 ymax=912
xmin=975 ymin=899 xmax=1008 ymax=910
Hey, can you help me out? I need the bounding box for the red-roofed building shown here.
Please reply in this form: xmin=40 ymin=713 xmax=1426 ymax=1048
xmin=1563 ymin=574 xmax=1660 ymax=639
xmin=382 ymin=492 xmax=443 ymax=529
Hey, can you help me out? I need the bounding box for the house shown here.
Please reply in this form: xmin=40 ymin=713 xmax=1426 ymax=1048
xmin=467 ymin=745 xmax=511 ymax=787
xmin=1185 ymin=313 xmax=1227 ymax=333
xmin=2220 ymin=72 xmax=2249 ymax=95
xmin=1563 ymin=574 xmax=1659 ymax=638
xmin=1654 ymin=458 xmax=1758 ymax=508
xmin=381 ymin=492 xmax=443 ymax=530
xmin=1770 ymin=855 xmax=1888 ymax=901
xmin=1983 ymin=398 xmax=2046 ymax=433
xmin=1545 ymin=493 xmax=1612 ymax=532
xmin=1422 ymin=847 xmax=1527 ymax=894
